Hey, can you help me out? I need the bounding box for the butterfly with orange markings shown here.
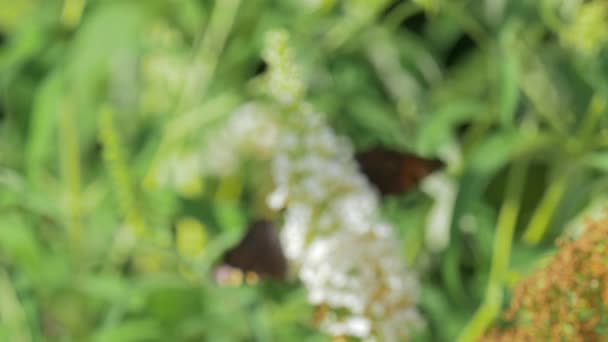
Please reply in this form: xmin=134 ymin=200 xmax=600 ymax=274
xmin=355 ymin=146 xmax=444 ymax=196
xmin=215 ymin=219 xmax=287 ymax=285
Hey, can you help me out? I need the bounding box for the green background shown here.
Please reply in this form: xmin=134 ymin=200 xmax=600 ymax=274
xmin=1 ymin=0 xmax=608 ymax=341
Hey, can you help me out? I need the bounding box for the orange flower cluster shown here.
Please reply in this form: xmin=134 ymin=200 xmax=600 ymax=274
xmin=482 ymin=215 xmax=608 ymax=341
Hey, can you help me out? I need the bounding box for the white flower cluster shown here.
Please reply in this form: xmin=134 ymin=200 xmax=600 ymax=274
xmin=262 ymin=30 xmax=306 ymax=106
xmin=263 ymin=29 xmax=423 ymax=340
xmin=191 ymin=99 xmax=424 ymax=340
xmin=271 ymin=104 xmax=424 ymax=341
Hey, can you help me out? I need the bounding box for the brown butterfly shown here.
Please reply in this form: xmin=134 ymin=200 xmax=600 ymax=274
xmin=355 ymin=146 xmax=444 ymax=196
xmin=219 ymin=219 xmax=288 ymax=283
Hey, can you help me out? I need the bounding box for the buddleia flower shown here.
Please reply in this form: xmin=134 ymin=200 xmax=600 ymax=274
xmin=192 ymin=29 xmax=425 ymax=341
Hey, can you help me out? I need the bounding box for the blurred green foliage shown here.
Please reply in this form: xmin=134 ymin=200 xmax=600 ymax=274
xmin=1 ymin=0 xmax=608 ymax=341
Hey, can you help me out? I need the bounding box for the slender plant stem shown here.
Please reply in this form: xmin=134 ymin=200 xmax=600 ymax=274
xmin=521 ymin=94 xmax=603 ymax=244
xmin=457 ymin=160 xmax=528 ymax=342
xmin=522 ymin=169 xmax=568 ymax=245
xmin=579 ymin=93 xmax=606 ymax=142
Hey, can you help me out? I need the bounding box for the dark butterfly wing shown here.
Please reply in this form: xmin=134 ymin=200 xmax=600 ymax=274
xmin=222 ymin=220 xmax=287 ymax=280
xmin=355 ymin=147 xmax=444 ymax=196
xmin=396 ymin=154 xmax=444 ymax=192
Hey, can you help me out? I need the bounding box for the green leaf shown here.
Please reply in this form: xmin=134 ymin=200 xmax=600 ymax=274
xmin=93 ymin=319 xmax=163 ymax=342
xmin=467 ymin=130 xmax=520 ymax=174
xmin=416 ymin=100 xmax=484 ymax=154
xmin=584 ymin=152 xmax=608 ymax=171
xmin=0 ymin=213 xmax=42 ymax=278
xmin=497 ymin=21 xmax=521 ymax=127
xmin=25 ymin=72 xmax=63 ymax=182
